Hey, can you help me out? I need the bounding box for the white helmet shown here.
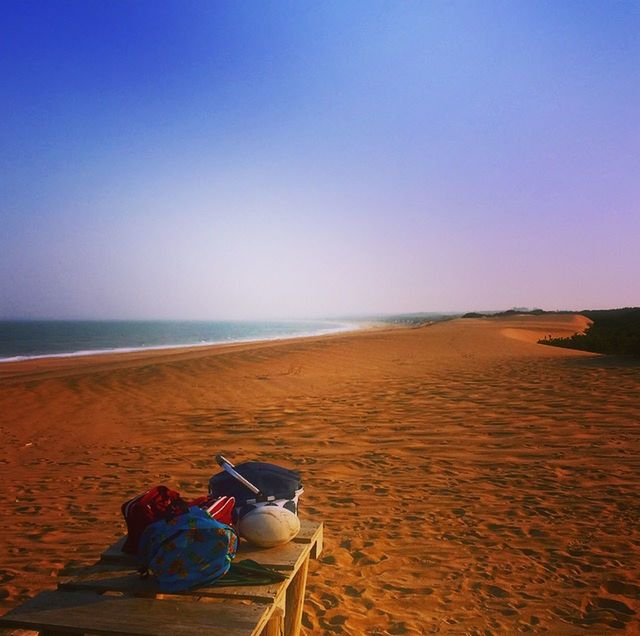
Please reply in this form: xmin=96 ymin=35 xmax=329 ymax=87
xmin=237 ymin=504 xmax=301 ymax=548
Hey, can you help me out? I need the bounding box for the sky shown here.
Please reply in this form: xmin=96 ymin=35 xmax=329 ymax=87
xmin=1 ymin=1 xmax=639 ymax=320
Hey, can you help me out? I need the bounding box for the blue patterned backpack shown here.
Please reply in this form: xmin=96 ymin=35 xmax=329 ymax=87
xmin=138 ymin=506 xmax=238 ymax=592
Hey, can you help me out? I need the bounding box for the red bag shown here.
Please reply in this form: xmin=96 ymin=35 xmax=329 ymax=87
xmin=189 ymin=495 xmax=236 ymax=526
xmin=121 ymin=486 xmax=189 ymax=554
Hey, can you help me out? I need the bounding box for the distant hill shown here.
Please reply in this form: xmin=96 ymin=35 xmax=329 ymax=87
xmin=460 ymin=307 xmax=640 ymax=357
xmin=538 ymin=307 xmax=640 ymax=357
xmin=462 ymin=308 xmax=545 ymax=318
xmin=374 ymin=312 xmax=459 ymax=327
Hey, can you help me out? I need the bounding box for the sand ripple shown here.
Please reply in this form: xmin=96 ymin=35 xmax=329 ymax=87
xmin=1 ymin=315 xmax=639 ymax=634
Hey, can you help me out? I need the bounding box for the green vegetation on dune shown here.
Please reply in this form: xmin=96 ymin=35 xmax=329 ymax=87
xmin=538 ymin=308 xmax=640 ymax=357
xmin=461 ymin=307 xmax=640 ymax=357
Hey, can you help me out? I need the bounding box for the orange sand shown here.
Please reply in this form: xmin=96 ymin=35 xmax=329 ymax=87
xmin=1 ymin=314 xmax=639 ymax=634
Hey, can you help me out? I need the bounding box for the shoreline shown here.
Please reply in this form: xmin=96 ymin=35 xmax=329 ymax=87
xmin=0 ymin=314 xmax=585 ymax=382
xmin=0 ymin=320 xmax=388 ymax=382
xmin=0 ymin=320 xmax=366 ymax=365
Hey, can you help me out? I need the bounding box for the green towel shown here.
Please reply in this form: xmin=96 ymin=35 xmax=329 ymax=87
xmin=216 ymin=559 xmax=287 ymax=586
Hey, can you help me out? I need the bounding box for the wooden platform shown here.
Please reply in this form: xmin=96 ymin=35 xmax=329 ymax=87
xmin=0 ymin=520 xmax=323 ymax=636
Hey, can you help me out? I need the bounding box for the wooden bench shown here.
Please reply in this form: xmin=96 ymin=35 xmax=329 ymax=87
xmin=0 ymin=520 xmax=323 ymax=636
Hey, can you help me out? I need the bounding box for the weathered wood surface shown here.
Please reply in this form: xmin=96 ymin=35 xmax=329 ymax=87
xmin=0 ymin=521 xmax=323 ymax=636
xmin=59 ymin=563 xmax=289 ymax=604
xmin=0 ymin=591 xmax=269 ymax=636
xmin=284 ymin=557 xmax=309 ymax=636
xmin=100 ymin=520 xmax=322 ymax=572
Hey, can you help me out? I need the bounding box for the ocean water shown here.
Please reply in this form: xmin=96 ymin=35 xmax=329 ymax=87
xmin=0 ymin=319 xmax=358 ymax=362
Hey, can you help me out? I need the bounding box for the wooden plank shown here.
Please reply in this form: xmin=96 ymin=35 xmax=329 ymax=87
xmin=290 ymin=520 xmax=322 ymax=545
xmin=259 ymin=589 xmax=285 ymax=636
xmin=306 ymin=523 xmax=323 ymax=559
xmin=2 ymin=521 xmax=322 ymax=636
xmin=293 ymin=521 xmax=323 ymax=560
xmin=0 ymin=591 xmax=270 ymax=636
xmin=283 ymin=557 xmax=309 ymax=636
xmin=232 ymin=542 xmax=311 ymax=572
xmin=101 ymin=520 xmax=322 ymax=566
xmin=101 ymin=535 xmax=315 ymax=572
xmin=62 ymin=527 xmax=320 ymax=608
xmin=260 ymin=607 xmax=284 ymax=636
xmin=99 ymin=538 xmax=138 ymax=566
xmin=59 ymin=564 xmax=284 ymax=604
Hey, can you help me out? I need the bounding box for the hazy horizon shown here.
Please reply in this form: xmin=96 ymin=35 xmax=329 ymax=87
xmin=2 ymin=306 xmax=637 ymax=324
xmin=2 ymin=1 xmax=638 ymax=321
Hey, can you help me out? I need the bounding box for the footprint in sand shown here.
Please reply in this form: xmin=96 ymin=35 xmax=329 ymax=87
xmin=486 ymin=584 xmax=510 ymax=599
xmin=603 ymin=579 xmax=640 ymax=598
xmin=0 ymin=570 xmax=17 ymax=585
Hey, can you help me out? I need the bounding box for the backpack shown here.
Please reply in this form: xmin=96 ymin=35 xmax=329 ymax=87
xmin=138 ymin=506 xmax=238 ymax=592
xmin=209 ymin=460 xmax=303 ymax=521
xmin=121 ymin=485 xmax=190 ymax=554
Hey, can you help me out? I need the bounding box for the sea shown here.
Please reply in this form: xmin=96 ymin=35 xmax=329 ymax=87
xmin=0 ymin=319 xmax=359 ymax=362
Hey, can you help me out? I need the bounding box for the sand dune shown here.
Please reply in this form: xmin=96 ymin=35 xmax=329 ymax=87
xmin=501 ymin=314 xmax=592 ymax=344
xmin=1 ymin=314 xmax=639 ymax=634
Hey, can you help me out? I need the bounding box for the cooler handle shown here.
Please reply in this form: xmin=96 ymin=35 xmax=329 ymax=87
xmin=215 ymin=454 xmax=261 ymax=496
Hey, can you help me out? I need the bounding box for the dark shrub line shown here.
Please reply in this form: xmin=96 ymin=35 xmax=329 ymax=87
xmin=538 ymin=308 xmax=640 ymax=357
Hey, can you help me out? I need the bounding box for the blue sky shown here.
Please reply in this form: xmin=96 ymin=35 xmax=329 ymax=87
xmin=1 ymin=1 xmax=639 ymax=319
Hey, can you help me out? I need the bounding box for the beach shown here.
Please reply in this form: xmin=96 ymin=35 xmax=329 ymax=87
xmin=1 ymin=314 xmax=639 ymax=634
